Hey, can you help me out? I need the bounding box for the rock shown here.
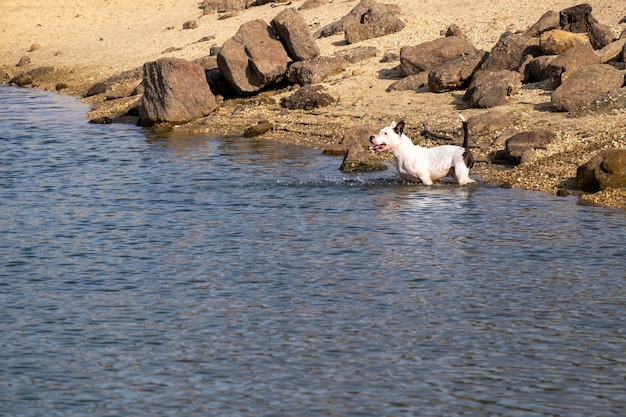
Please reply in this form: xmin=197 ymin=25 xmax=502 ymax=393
xmin=139 ymin=57 xmax=218 ymax=124
xmin=544 ymin=41 xmax=601 ymax=87
xmin=286 ymin=55 xmax=348 ymax=85
xmin=551 ymin=64 xmax=624 ymax=112
xmin=539 ymin=29 xmax=590 ymax=55
xmin=183 ymin=20 xmax=198 ymax=29
xmin=445 ymin=24 xmax=466 ymax=38
xmin=479 ymin=32 xmax=539 ymax=72
xmin=400 ymin=36 xmax=479 ymax=76
xmin=217 ymin=19 xmax=289 ymax=94
xmin=16 ymin=56 xmax=31 ymax=66
xmin=428 ymin=51 xmax=486 ymax=93
xmin=524 ymin=10 xmax=560 ymax=37
xmin=28 ymin=43 xmax=41 ymax=52
xmin=524 ymin=55 xmax=557 ymax=82
xmin=386 ymin=72 xmax=429 ymax=92
xmin=338 ymin=125 xmax=388 ymax=173
xmin=9 ymin=73 xmax=32 ymax=87
xmin=596 ymin=39 xmax=626 ymax=63
xmin=504 ymin=130 xmax=555 ymax=164
xmin=85 ymin=82 xmax=109 ymax=97
xmin=343 ymin=3 xmax=405 ymax=44
xmin=280 ymin=84 xmax=336 ymax=110
xmin=466 ymin=109 xmax=520 ymax=135
xmin=559 ymin=3 xmax=614 ymax=50
xmin=243 ymin=119 xmax=274 ymax=137
xmin=464 ymin=70 xmax=522 ymax=108
xmin=298 ymin=0 xmax=327 ymax=11
xmin=199 ymin=0 xmax=249 ymax=14
xmin=314 ymin=0 xmax=401 ymax=39
xmin=286 ymin=47 xmax=376 ymax=85
xmin=569 ymin=87 xmax=626 ymax=117
xmin=577 ymin=149 xmax=626 ymax=192
xmin=271 ymin=8 xmax=320 ymax=61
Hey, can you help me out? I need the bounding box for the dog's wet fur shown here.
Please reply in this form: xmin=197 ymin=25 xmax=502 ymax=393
xmin=370 ymin=115 xmax=475 ymax=185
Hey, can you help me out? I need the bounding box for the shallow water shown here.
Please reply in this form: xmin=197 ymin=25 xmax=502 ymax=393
xmin=1 ymin=85 xmax=625 ymax=416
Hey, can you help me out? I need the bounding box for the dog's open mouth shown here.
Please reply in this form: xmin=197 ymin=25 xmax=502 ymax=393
xmin=372 ymin=144 xmax=387 ymax=152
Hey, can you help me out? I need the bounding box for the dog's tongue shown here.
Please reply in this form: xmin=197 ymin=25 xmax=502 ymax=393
xmin=374 ymin=144 xmax=386 ymax=152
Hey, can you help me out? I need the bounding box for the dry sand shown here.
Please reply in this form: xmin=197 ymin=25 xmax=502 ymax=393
xmin=2 ymin=0 xmax=626 ymax=208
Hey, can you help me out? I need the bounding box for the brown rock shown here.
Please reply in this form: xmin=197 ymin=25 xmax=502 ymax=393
xmin=183 ymin=20 xmax=198 ymax=29
xmin=466 ymin=109 xmax=520 ymax=135
xmin=243 ymin=120 xmax=274 ymax=137
xmin=386 ymin=72 xmax=429 ymax=92
xmin=428 ymin=52 xmax=486 ymax=93
xmin=199 ymin=0 xmax=248 ymax=14
xmin=280 ymin=84 xmax=336 ymax=110
xmin=569 ymin=87 xmax=626 ymax=117
xmin=524 ymin=10 xmax=560 ymax=37
xmin=480 ymin=32 xmax=539 ymax=72
xmin=539 ymin=29 xmax=590 ymax=55
xmin=298 ymin=0 xmax=327 ymax=11
xmin=577 ymin=149 xmax=626 ymax=192
xmin=343 ymin=4 xmax=405 ymax=44
xmin=544 ymin=41 xmax=601 ymax=87
xmin=286 ymin=56 xmax=348 ymax=85
xmin=400 ymin=36 xmax=479 ymax=76
xmin=524 ymin=55 xmax=557 ymax=82
xmin=139 ymin=57 xmax=218 ymax=124
xmin=559 ymin=3 xmax=614 ymax=50
xmin=445 ymin=24 xmax=466 ymax=38
xmin=596 ymin=38 xmax=626 ymax=63
xmin=217 ymin=19 xmax=289 ymax=94
xmin=504 ymin=130 xmax=555 ymax=165
xmin=271 ymin=8 xmax=320 ymax=61
xmin=551 ymin=64 xmax=625 ymax=111
xmin=314 ymin=0 xmax=401 ymax=39
xmin=16 ymin=56 xmax=31 ymax=66
xmin=464 ymin=70 xmax=522 ymax=108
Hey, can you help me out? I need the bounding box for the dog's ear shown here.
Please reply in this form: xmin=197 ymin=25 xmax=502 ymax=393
xmin=395 ymin=121 xmax=405 ymax=135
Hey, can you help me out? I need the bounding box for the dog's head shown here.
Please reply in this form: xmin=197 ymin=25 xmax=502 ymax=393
xmin=369 ymin=121 xmax=405 ymax=152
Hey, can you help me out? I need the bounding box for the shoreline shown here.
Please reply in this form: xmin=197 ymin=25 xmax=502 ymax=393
xmin=2 ymin=0 xmax=626 ymax=210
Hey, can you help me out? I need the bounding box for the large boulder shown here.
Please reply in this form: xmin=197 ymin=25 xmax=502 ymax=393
xmin=479 ymin=32 xmax=539 ymax=72
xmin=217 ymin=19 xmax=289 ymax=94
xmin=464 ymin=70 xmax=522 ymax=108
xmin=387 ymin=72 xmax=429 ymax=92
xmin=559 ymin=3 xmax=614 ymax=50
xmin=539 ymin=29 xmax=590 ymax=55
xmin=428 ymin=51 xmax=486 ymax=93
xmin=544 ymin=41 xmax=601 ymax=87
xmin=400 ymin=36 xmax=479 ymax=76
xmin=551 ymin=64 xmax=625 ymax=111
xmin=139 ymin=57 xmax=218 ymax=124
xmin=314 ymin=0 xmax=401 ymax=38
xmin=286 ymin=47 xmax=376 ymax=85
xmin=271 ymin=8 xmax=320 ymax=61
xmin=577 ymin=149 xmax=626 ymax=192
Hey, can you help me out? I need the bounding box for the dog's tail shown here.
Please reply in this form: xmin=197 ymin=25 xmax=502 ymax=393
xmin=459 ymin=114 xmax=474 ymax=169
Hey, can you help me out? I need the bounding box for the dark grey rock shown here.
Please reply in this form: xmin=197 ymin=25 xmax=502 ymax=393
xmin=464 ymin=70 xmax=522 ymax=108
xmin=428 ymin=51 xmax=486 ymax=93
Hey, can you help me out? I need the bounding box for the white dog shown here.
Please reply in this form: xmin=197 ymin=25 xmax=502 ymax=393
xmin=370 ymin=115 xmax=475 ymax=185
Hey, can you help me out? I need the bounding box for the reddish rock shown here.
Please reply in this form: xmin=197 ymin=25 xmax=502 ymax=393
xmin=139 ymin=57 xmax=218 ymax=124
xmin=577 ymin=149 xmax=626 ymax=192
xmin=400 ymin=36 xmax=479 ymax=76
xmin=271 ymin=8 xmax=320 ymax=61
xmin=217 ymin=19 xmax=289 ymax=94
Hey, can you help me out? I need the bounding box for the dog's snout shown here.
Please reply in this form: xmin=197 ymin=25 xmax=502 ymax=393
xmin=369 ymin=135 xmax=375 ymax=142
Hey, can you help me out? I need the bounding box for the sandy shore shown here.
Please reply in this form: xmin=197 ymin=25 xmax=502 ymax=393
xmin=2 ymin=0 xmax=626 ymax=209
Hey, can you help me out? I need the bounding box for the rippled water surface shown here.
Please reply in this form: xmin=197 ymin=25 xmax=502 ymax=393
xmin=1 ymin=85 xmax=626 ymax=416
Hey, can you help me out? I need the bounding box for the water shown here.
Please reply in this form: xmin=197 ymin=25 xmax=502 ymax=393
xmin=1 ymin=85 xmax=625 ymax=416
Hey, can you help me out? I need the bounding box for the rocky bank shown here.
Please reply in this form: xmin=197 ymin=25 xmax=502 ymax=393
xmin=1 ymin=0 xmax=626 ymax=209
